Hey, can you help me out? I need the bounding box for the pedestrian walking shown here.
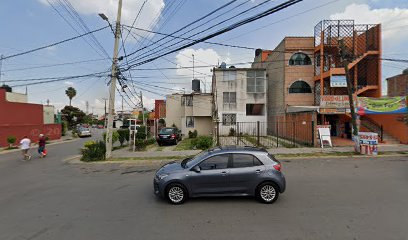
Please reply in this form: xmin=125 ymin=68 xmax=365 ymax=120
xmin=38 ymin=134 xmax=47 ymax=158
xmin=19 ymin=136 xmax=31 ymax=161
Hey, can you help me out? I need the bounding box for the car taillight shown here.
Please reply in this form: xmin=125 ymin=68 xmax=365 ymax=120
xmin=171 ymin=134 xmax=176 ymax=139
xmin=273 ymin=163 xmax=281 ymax=172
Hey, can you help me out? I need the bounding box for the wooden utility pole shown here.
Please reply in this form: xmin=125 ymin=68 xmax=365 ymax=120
xmin=339 ymin=39 xmax=359 ymax=151
xmin=105 ymin=0 xmax=123 ymax=158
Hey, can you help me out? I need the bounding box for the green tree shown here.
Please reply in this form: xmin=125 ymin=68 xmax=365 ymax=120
xmin=65 ymin=87 xmax=77 ymax=106
xmin=61 ymin=105 xmax=86 ymax=129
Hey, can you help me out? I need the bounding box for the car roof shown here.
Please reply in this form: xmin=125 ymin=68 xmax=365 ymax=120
xmin=207 ymin=146 xmax=268 ymax=154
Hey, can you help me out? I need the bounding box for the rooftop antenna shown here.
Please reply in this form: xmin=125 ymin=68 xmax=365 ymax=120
xmin=192 ymin=54 xmax=195 ymax=79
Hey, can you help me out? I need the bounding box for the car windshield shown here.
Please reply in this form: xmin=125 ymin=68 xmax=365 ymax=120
xmin=159 ymin=128 xmax=174 ymax=134
xmin=182 ymin=150 xmax=210 ymax=168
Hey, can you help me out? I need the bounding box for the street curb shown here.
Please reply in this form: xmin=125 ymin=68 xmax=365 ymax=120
xmin=63 ymin=153 xmax=407 ymax=168
xmin=276 ymin=153 xmax=407 ymax=160
xmin=0 ymin=138 xmax=79 ymax=155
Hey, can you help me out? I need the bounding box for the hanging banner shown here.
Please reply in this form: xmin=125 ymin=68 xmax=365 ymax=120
xmin=356 ymin=96 xmax=408 ymax=114
xmin=330 ymin=75 xmax=347 ymax=87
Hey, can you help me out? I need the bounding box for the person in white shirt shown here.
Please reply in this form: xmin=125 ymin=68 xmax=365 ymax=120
xmin=19 ymin=136 xmax=31 ymax=161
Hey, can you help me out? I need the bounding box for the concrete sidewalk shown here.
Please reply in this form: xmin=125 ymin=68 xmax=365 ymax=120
xmin=0 ymin=133 xmax=77 ymax=155
xmin=111 ymin=144 xmax=408 ymax=159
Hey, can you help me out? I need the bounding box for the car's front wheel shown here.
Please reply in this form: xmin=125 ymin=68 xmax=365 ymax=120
xmin=166 ymin=183 xmax=187 ymax=204
xmin=256 ymin=182 xmax=279 ymax=204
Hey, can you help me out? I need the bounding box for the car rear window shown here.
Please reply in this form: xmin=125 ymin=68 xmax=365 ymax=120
xmin=232 ymin=154 xmax=263 ymax=168
xmin=160 ymin=128 xmax=174 ymax=134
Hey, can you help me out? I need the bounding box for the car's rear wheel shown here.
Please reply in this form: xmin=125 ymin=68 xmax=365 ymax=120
xmin=256 ymin=182 xmax=279 ymax=204
xmin=166 ymin=183 xmax=187 ymax=204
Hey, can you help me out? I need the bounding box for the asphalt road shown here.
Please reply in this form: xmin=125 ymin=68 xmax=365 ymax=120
xmin=0 ymin=138 xmax=407 ymax=240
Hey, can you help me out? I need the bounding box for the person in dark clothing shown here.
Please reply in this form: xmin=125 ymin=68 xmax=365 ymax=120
xmin=38 ymin=134 xmax=47 ymax=158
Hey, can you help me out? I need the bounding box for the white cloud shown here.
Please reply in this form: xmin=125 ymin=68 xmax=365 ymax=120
xmin=39 ymin=0 xmax=165 ymax=39
xmin=64 ymin=81 xmax=74 ymax=86
xmin=330 ymin=4 xmax=408 ymax=42
xmin=175 ymin=48 xmax=229 ymax=77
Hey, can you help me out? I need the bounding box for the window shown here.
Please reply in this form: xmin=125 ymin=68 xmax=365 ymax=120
xmin=247 ymin=71 xmax=265 ymax=93
xmin=186 ymin=116 xmax=194 ymax=128
xmin=289 ymin=52 xmax=312 ymax=66
xmin=223 ymin=92 xmax=236 ymax=105
xmin=232 ymin=154 xmax=263 ymax=168
xmin=222 ymin=114 xmax=236 ymax=126
xmin=246 ymin=104 xmax=264 ymax=116
xmin=199 ymin=154 xmax=229 ymax=170
xmin=223 ymin=71 xmax=237 ymax=81
xmin=288 ymin=81 xmax=312 ymax=93
xmin=181 ymin=95 xmax=193 ymax=106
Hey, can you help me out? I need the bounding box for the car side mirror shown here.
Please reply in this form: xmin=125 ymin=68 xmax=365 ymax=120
xmin=192 ymin=165 xmax=201 ymax=173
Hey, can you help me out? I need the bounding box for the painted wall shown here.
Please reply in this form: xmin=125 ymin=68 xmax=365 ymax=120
xmin=0 ymin=89 xmax=61 ymax=147
xmin=366 ymin=114 xmax=408 ymax=144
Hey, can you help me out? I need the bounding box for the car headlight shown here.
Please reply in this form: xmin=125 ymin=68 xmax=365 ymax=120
xmin=157 ymin=174 xmax=168 ymax=180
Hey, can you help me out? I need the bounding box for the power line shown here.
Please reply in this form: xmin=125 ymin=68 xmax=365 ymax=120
xmin=124 ymin=0 xmax=239 ymax=59
xmin=2 ymin=26 xmax=109 ymax=60
xmin=2 ymin=58 xmax=109 ymax=72
xmin=125 ymin=0 xmax=276 ymax=64
xmin=122 ymin=0 xmax=303 ymax=70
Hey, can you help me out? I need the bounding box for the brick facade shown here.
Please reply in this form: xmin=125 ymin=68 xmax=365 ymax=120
xmin=387 ymin=70 xmax=408 ymax=97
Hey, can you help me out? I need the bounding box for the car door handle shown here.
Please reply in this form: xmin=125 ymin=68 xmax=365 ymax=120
xmin=255 ymin=169 xmax=262 ymax=174
xmin=221 ymin=171 xmax=228 ymax=175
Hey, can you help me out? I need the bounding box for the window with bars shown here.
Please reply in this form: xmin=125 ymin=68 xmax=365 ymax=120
xmin=222 ymin=114 xmax=236 ymax=126
xmin=288 ymin=81 xmax=312 ymax=93
xmin=186 ymin=116 xmax=194 ymax=128
xmin=247 ymin=71 xmax=265 ymax=93
xmin=223 ymin=92 xmax=236 ymax=105
xmin=289 ymin=52 xmax=312 ymax=66
xmin=181 ymin=95 xmax=193 ymax=106
xmin=223 ymin=71 xmax=237 ymax=81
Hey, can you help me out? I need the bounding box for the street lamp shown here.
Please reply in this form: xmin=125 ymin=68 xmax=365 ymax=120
xmin=98 ymin=13 xmax=108 ymax=21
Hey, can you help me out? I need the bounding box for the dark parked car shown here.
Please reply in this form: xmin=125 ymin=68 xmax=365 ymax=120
xmin=154 ymin=146 xmax=285 ymax=204
xmin=156 ymin=127 xmax=181 ymax=146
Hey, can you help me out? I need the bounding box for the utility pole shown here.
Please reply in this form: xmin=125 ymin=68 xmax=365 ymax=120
xmin=140 ymin=91 xmax=147 ymax=140
xmin=104 ymin=0 xmax=122 ymax=158
xmin=86 ymin=101 xmax=89 ymax=114
xmin=0 ymin=54 xmax=3 ymax=85
xmin=339 ymin=39 xmax=359 ymax=152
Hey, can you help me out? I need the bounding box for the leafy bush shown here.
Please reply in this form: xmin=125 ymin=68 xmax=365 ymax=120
xmin=81 ymin=141 xmax=106 ymax=162
xmin=61 ymin=121 xmax=68 ymax=136
xmin=228 ymin=128 xmax=236 ymax=136
xmin=102 ymin=131 xmax=119 ymax=144
xmin=191 ymin=136 xmax=213 ymax=150
xmin=188 ymin=130 xmax=198 ymax=138
xmin=84 ymin=140 xmax=96 ymax=148
xmin=135 ymin=125 xmax=147 ymax=140
xmin=133 ymin=138 xmax=156 ymax=151
xmin=117 ymin=129 xmax=130 ymax=146
xmin=6 ymin=136 xmax=17 ymax=148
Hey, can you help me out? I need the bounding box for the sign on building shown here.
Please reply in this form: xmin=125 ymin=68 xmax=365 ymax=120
xmin=356 ymin=96 xmax=408 ymax=114
xmin=319 ymin=95 xmax=351 ymax=114
xmin=358 ymin=132 xmax=378 ymax=155
xmin=330 ymin=75 xmax=347 ymax=87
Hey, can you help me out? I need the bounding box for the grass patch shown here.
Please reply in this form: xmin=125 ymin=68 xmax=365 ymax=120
xmin=109 ymin=155 xmax=195 ymax=161
xmin=174 ymin=138 xmax=194 ymax=151
xmin=4 ymin=147 xmax=19 ymax=150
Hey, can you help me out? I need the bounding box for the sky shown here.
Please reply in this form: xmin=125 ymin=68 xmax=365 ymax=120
xmin=0 ymin=0 xmax=407 ymax=115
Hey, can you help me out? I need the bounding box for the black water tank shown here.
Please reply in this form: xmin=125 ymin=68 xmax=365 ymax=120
xmin=0 ymin=84 xmax=12 ymax=92
xmin=255 ymin=48 xmax=262 ymax=57
xmin=192 ymin=79 xmax=200 ymax=92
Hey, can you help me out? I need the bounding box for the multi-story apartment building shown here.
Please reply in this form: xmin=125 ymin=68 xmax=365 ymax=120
xmin=212 ymin=66 xmax=267 ymax=135
xmin=386 ymin=69 xmax=408 ymax=97
xmin=252 ymin=37 xmax=316 ymax=123
xmin=165 ymin=92 xmax=212 ymax=137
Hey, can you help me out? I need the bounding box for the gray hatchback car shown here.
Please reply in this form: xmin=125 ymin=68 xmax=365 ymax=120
xmin=154 ymin=146 xmax=286 ymax=204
